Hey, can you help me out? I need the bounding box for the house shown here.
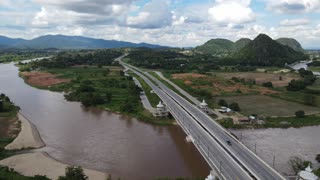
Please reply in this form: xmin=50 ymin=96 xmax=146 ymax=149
xmin=297 ymin=165 xmax=318 ymax=180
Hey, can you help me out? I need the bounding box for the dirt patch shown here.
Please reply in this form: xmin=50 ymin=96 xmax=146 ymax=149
xmin=216 ymin=72 xmax=300 ymax=87
xmin=21 ymin=71 xmax=70 ymax=87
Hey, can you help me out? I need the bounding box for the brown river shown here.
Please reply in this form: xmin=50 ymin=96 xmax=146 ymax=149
xmin=0 ymin=62 xmax=209 ymax=179
xmin=1 ymin=61 xmax=320 ymax=179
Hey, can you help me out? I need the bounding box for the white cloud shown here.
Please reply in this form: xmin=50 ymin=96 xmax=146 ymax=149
xmin=208 ymin=0 xmax=255 ymax=25
xmin=126 ymin=0 xmax=173 ymax=29
xmin=280 ymin=18 xmax=310 ymax=26
xmin=267 ymin=0 xmax=320 ymax=13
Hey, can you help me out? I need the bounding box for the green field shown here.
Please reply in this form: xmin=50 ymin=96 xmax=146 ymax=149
xmin=216 ymin=95 xmax=320 ymax=117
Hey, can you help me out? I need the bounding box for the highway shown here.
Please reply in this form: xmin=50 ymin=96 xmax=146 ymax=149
xmin=119 ymin=59 xmax=286 ymax=180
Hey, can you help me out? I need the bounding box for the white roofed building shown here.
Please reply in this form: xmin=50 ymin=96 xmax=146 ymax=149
xmin=297 ymin=165 xmax=318 ymax=180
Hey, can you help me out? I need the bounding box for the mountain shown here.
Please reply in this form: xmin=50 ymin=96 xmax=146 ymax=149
xmin=231 ymin=38 xmax=252 ymax=52
xmin=276 ymin=38 xmax=304 ymax=52
xmin=0 ymin=35 xmax=166 ymax=49
xmin=234 ymin=34 xmax=307 ymax=66
xmin=195 ymin=38 xmax=234 ymax=54
xmin=0 ymin=35 xmax=26 ymax=48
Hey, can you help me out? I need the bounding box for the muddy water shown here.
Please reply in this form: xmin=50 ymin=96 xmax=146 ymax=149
xmin=0 ymin=62 xmax=209 ymax=180
xmin=231 ymin=127 xmax=320 ymax=175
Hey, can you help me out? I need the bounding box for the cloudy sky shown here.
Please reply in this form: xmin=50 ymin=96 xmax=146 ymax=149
xmin=0 ymin=0 xmax=320 ymax=48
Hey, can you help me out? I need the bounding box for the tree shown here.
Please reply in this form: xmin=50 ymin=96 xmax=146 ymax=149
xmin=229 ymin=102 xmax=240 ymax=111
xmin=287 ymin=79 xmax=306 ymax=91
xmin=218 ymin=99 xmax=228 ymax=107
xmin=262 ymin=82 xmax=273 ymax=88
xmin=288 ymin=156 xmax=305 ymax=174
xmin=279 ymin=76 xmax=282 ymax=81
xmin=0 ymin=101 xmax=3 ymax=112
xmin=58 ymin=166 xmax=88 ymax=180
xmin=295 ymin=110 xmax=305 ymax=118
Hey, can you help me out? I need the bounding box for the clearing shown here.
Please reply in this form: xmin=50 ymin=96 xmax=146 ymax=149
xmin=20 ymin=71 xmax=70 ymax=87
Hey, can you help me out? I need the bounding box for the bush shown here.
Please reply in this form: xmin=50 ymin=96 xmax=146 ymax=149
xmin=218 ymin=99 xmax=228 ymax=107
xmin=58 ymin=166 xmax=88 ymax=180
xmin=295 ymin=110 xmax=305 ymax=118
xmin=262 ymin=82 xmax=273 ymax=88
xmin=229 ymin=102 xmax=240 ymax=112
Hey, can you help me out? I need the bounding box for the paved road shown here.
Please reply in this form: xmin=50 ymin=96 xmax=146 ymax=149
xmin=121 ymin=63 xmax=253 ymax=180
xmin=145 ymin=72 xmax=285 ymax=180
xmin=120 ymin=59 xmax=286 ymax=180
xmin=154 ymin=71 xmax=228 ymax=119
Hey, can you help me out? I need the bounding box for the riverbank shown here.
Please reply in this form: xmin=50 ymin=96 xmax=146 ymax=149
xmin=0 ymin=152 xmax=108 ymax=180
xmin=1 ymin=112 xmax=109 ymax=179
xmin=5 ymin=113 xmax=44 ymax=150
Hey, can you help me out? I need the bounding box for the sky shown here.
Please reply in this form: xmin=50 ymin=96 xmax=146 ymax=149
xmin=0 ymin=0 xmax=320 ymax=48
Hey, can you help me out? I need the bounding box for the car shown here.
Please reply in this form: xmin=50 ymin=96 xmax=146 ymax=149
xmin=226 ymin=140 xmax=232 ymax=145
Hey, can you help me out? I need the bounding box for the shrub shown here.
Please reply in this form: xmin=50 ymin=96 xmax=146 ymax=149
xmin=58 ymin=166 xmax=88 ymax=180
xmin=229 ymin=102 xmax=240 ymax=111
xmin=262 ymin=82 xmax=273 ymax=88
xmin=218 ymin=99 xmax=228 ymax=107
xmin=295 ymin=110 xmax=305 ymax=118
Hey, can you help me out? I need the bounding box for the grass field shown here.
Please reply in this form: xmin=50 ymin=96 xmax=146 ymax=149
xmin=215 ymin=95 xmax=320 ymax=117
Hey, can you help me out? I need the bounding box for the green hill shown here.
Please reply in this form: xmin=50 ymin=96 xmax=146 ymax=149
xmin=231 ymin=38 xmax=252 ymax=52
xmin=195 ymin=38 xmax=234 ymax=54
xmin=234 ymin=34 xmax=307 ymax=66
xmin=276 ymin=38 xmax=304 ymax=52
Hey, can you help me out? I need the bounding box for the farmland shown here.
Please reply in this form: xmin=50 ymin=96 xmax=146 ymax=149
xmin=215 ymin=72 xmax=300 ymax=87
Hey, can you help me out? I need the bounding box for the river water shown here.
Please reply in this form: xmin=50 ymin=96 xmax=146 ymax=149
xmin=0 ymin=62 xmax=209 ymax=180
xmin=231 ymin=127 xmax=320 ymax=175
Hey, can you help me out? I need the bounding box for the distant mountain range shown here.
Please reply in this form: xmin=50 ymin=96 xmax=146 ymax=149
xmin=0 ymin=35 xmax=166 ymax=49
xmin=195 ymin=35 xmax=304 ymax=55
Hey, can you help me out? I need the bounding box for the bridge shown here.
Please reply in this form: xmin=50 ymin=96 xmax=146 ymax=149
xmin=118 ymin=58 xmax=286 ymax=180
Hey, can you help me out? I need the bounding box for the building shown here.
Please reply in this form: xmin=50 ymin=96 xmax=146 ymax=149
xmin=297 ymin=165 xmax=318 ymax=180
xmin=200 ymin=99 xmax=208 ymax=113
xmin=155 ymin=101 xmax=168 ymax=117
